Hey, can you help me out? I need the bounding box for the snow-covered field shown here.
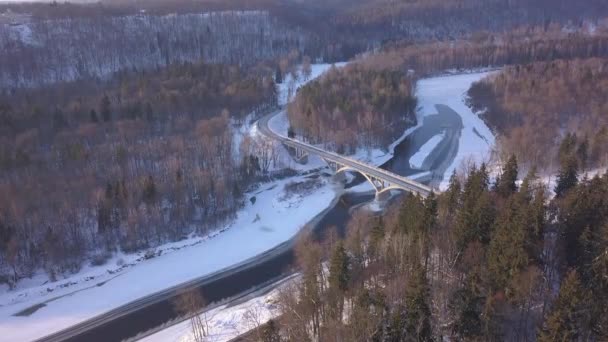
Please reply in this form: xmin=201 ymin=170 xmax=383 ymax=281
xmin=415 ymin=71 xmax=497 ymax=189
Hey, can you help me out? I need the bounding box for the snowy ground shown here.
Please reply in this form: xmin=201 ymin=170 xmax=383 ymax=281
xmin=0 ymin=174 xmax=337 ymax=341
xmin=414 ymin=71 xmax=497 ymax=189
xmin=142 ymin=70 xmax=499 ymax=342
xmin=0 ymin=63 xmax=347 ymax=342
xmin=140 ymin=276 xmax=296 ymax=342
xmin=0 ymin=66 xmax=497 ymax=341
xmin=278 ymin=62 xmax=347 ymax=106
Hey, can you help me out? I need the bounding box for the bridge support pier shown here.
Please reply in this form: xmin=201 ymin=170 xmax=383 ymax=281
xmin=289 ymin=146 xmax=309 ymax=164
xmin=375 ymin=190 xmax=391 ymax=202
xmin=333 ymin=171 xmax=346 ymax=183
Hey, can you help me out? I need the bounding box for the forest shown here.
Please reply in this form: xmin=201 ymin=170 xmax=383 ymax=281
xmin=467 ymin=58 xmax=608 ymax=170
xmin=0 ymin=1 xmax=607 ymax=340
xmin=359 ymin=26 xmax=608 ymax=75
xmin=287 ymin=65 xmax=417 ymax=153
xmin=0 ymin=10 xmax=309 ymax=88
xmin=263 ymin=150 xmax=608 ymax=341
xmin=0 ymin=61 xmax=277 ymax=287
xmin=2 ymin=0 xmax=608 ymax=89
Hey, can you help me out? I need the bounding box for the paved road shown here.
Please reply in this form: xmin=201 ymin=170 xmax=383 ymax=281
xmin=32 ymin=179 xmax=352 ymax=342
xmin=257 ymin=110 xmax=435 ymax=198
xmin=34 ymin=109 xmax=435 ymax=342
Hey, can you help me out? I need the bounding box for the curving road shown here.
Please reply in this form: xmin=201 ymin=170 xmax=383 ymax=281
xmin=33 ymin=239 xmax=297 ymax=342
xmin=32 ymin=180 xmax=349 ymax=342
xmin=34 ymin=109 xmax=436 ymax=342
xmin=257 ymin=110 xmax=436 ymax=197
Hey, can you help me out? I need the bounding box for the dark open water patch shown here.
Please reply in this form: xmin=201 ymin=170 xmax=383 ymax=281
xmin=14 ymin=303 xmax=46 ymax=317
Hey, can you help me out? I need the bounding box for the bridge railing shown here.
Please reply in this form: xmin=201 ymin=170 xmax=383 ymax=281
xmin=280 ymin=136 xmax=434 ymax=194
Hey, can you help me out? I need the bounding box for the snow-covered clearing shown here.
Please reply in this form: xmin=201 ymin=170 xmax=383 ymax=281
xmin=416 ymin=71 xmax=497 ymax=189
xmin=409 ymin=132 xmax=445 ymax=169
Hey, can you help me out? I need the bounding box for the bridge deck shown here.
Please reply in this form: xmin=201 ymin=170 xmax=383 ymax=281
xmin=258 ymin=111 xmax=435 ymax=198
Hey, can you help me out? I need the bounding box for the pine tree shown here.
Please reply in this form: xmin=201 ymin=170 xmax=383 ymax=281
xmin=423 ymin=192 xmax=438 ymax=232
xmin=329 ymin=240 xmax=350 ymax=321
xmin=554 ymin=155 xmax=578 ymax=198
xmin=497 ymin=154 xmax=518 ymax=197
xmin=558 ymin=133 xmax=578 ymax=167
xmin=399 ymin=194 xmax=426 ymax=238
xmin=538 ymin=270 xmax=587 ymax=342
xmin=576 ymin=136 xmax=589 ymax=170
xmin=329 ymin=241 xmax=350 ymax=293
xmin=454 ymin=165 xmax=495 ymax=251
xmin=370 ymin=216 xmax=384 ymax=258
xmin=445 ymin=170 xmax=461 ymax=214
xmin=449 ymin=282 xmax=483 ymax=340
xmin=405 ymin=263 xmax=433 ymax=341
xmin=486 ymin=196 xmax=529 ymax=294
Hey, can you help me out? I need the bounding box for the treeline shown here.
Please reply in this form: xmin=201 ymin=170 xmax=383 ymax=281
xmin=287 ymin=65 xmax=417 ymax=154
xmin=265 ymin=152 xmax=608 ymax=341
xmin=359 ymin=27 xmax=608 ymax=75
xmin=0 ymin=61 xmax=275 ymax=143
xmin=335 ymin=0 xmax=608 ymax=42
xmin=468 ymin=58 xmax=608 ymax=170
xmin=0 ymin=10 xmax=308 ymax=88
xmin=0 ymin=62 xmax=277 ymax=288
xmin=3 ymin=1 xmax=608 ymax=89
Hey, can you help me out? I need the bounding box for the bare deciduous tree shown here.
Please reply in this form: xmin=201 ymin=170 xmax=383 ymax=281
xmin=173 ymin=289 xmax=209 ymax=342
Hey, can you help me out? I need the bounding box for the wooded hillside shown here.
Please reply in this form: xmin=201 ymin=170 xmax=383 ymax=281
xmin=0 ymin=62 xmax=276 ymax=287
xmin=287 ymin=65 xmax=417 ymax=153
xmin=468 ymin=58 xmax=608 ymax=170
xmin=360 ymin=27 xmax=608 ymax=75
xmin=270 ymin=157 xmax=608 ymax=341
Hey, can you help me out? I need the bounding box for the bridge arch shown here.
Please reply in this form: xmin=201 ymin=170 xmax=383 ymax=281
xmin=335 ymin=166 xmax=405 ymax=196
xmin=376 ymin=185 xmax=411 ymax=196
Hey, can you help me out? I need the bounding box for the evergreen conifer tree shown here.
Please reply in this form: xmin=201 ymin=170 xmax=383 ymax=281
xmin=497 ymin=154 xmax=518 ymax=197
xmin=405 ymin=263 xmax=433 ymax=341
xmin=538 ymin=270 xmax=587 ymax=342
xmin=555 ymin=156 xmax=578 ymax=198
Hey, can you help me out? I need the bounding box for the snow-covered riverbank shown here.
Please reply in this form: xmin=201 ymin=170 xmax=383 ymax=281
xmin=0 ymin=66 xmax=498 ymax=341
xmin=139 ymin=70 xmax=499 ymax=342
xmin=0 ymin=63 xmax=346 ymax=342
